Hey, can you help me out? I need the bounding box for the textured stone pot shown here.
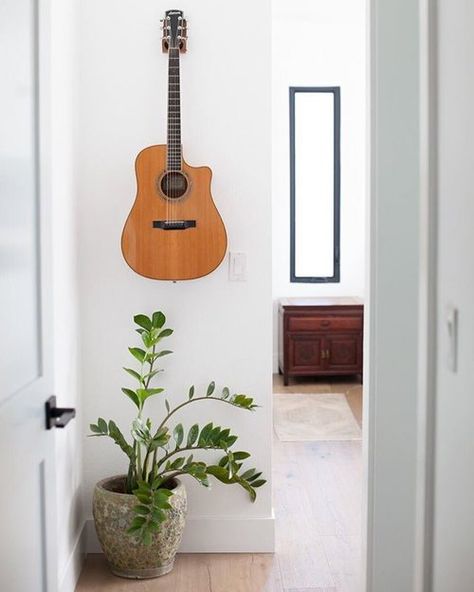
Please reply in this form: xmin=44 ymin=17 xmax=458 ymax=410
xmin=93 ymin=475 xmax=187 ymax=579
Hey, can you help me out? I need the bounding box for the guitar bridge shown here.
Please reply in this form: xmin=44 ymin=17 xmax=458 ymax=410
xmin=153 ymin=220 xmax=196 ymax=230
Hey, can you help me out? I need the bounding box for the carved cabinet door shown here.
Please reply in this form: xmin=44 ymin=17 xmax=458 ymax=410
xmin=288 ymin=333 xmax=325 ymax=372
xmin=325 ymin=334 xmax=362 ymax=372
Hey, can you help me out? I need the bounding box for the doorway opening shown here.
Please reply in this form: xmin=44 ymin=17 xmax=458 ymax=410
xmin=272 ymin=1 xmax=367 ymax=589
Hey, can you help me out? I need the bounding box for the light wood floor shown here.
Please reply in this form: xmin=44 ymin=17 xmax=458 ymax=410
xmin=76 ymin=376 xmax=363 ymax=592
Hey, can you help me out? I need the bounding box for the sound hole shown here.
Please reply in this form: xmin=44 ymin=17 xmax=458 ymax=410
xmin=160 ymin=171 xmax=188 ymax=200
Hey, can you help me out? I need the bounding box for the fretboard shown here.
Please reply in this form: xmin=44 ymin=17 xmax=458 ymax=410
xmin=167 ymin=47 xmax=181 ymax=171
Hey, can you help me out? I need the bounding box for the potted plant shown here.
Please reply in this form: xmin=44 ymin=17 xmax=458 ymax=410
xmin=90 ymin=310 xmax=266 ymax=579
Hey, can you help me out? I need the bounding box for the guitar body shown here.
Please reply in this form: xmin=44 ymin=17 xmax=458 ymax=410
xmin=121 ymin=145 xmax=227 ymax=281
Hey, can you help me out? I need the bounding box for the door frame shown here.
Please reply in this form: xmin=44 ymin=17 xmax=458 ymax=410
xmin=364 ymin=0 xmax=436 ymax=590
xmin=414 ymin=0 xmax=438 ymax=590
xmin=38 ymin=0 xmax=58 ymax=588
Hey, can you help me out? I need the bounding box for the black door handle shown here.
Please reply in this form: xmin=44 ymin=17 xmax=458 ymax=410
xmin=45 ymin=396 xmax=76 ymax=430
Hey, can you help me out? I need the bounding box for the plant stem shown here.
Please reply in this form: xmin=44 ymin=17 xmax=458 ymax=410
xmin=142 ymin=448 xmax=152 ymax=481
xmin=156 ymin=444 xmax=222 ymax=471
xmin=155 ymin=396 xmax=243 ymax=436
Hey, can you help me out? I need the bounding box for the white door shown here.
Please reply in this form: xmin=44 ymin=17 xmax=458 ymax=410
xmin=0 ymin=1 xmax=58 ymax=591
xmin=432 ymin=0 xmax=474 ymax=590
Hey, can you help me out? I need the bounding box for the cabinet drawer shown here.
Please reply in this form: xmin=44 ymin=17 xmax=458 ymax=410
xmin=288 ymin=315 xmax=362 ymax=332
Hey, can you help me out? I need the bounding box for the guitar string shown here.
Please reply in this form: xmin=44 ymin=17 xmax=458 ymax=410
xmin=171 ymin=44 xmax=176 ymax=218
xmin=174 ymin=40 xmax=180 ymax=219
xmin=175 ymin=37 xmax=180 ymax=219
xmin=176 ymin=19 xmax=183 ymax=217
xmin=166 ymin=23 xmax=168 ymax=225
xmin=167 ymin=17 xmax=171 ymax=223
xmin=167 ymin=23 xmax=182 ymax=220
xmin=166 ymin=28 xmax=169 ymax=225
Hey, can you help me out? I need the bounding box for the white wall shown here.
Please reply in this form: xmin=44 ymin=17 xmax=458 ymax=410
xmin=50 ymin=0 xmax=84 ymax=589
xmin=76 ymin=0 xmax=273 ymax=552
xmin=432 ymin=1 xmax=474 ymax=589
xmin=272 ymin=0 xmax=367 ymax=369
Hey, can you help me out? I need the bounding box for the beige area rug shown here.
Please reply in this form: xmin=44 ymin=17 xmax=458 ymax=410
xmin=274 ymin=393 xmax=362 ymax=442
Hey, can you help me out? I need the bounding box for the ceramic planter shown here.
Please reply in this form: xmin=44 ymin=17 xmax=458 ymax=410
xmin=93 ymin=475 xmax=187 ymax=579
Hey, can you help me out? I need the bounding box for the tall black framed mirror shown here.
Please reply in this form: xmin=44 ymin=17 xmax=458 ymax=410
xmin=290 ymin=87 xmax=341 ymax=283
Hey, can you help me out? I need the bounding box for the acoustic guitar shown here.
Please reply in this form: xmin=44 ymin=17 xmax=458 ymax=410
xmin=121 ymin=10 xmax=227 ymax=281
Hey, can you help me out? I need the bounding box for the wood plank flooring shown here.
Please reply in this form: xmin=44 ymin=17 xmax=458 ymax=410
xmin=76 ymin=376 xmax=362 ymax=592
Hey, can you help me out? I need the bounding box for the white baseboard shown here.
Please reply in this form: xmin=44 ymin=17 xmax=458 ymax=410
xmin=59 ymin=522 xmax=87 ymax=592
xmin=273 ymin=352 xmax=279 ymax=374
xmin=85 ymin=514 xmax=275 ymax=554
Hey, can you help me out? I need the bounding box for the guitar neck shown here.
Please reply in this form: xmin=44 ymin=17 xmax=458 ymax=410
xmin=167 ymin=47 xmax=182 ymax=171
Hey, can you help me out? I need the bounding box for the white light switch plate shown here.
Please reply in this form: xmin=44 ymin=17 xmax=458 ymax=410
xmin=446 ymin=303 xmax=458 ymax=372
xmin=229 ymin=252 xmax=247 ymax=281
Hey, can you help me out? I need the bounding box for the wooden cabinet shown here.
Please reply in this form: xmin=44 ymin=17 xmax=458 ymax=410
xmin=279 ymin=297 xmax=363 ymax=385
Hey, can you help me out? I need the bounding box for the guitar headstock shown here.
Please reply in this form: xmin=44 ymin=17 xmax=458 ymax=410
xmin=161 ymin=9 xmax=187 ymax=53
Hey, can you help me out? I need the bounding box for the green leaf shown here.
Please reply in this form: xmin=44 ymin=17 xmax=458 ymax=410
xmin=165 ymin=399 xmax=170 ymax=413
xmin=134 ymin=314 xmax=152 ymax=331
xmin=152 ymin=311 xmax=166 ymax=329
xmin=169 ymin=456 xmax=185 ymax=470
xmin=127 ymin=524 xmax=143 ymax=535
xmin=131 ymin=418 xmax=152 ymax=446
xmin=241 ymin=468 xmax=256 ymax=480
xmin=136 ymin=388 xmax=164 ymax=407
xmin=129 ymin=347 xmax=146 ymax=363
xmin=225 ymin=435 xmax=238 ymax=447
xmin=151 ymin=476 xmax=164 ymax=489
xmin=187 ymin=424 xmax=199 ymax=447
xmin=206 ymin=381 xmax=215 ymax=397
xmin=97 ymin=417 xmax=107 ymax=433
xmin=134 ymin=504 xmax=150 ymax=515
xmin=232 ymin=451 xmax=251 ymax=461
xmin=123 ymin=367 xmax=142 ymax=382
xmin=130 ymin=515 xmax=146 ymax=529
xmin=251 ymin=479 xmax=266 ymax=488
xmin=173 ymin=423 xmax=184 ymax=448
xmin=198 ymin=422 xmax=213 ymax=446
xmin=121 ymin=388 xmax=140 ymax=409
xmin=219 ymin=428 xmax=231 ymax=441
xmin=90 ymin=423 xmax=103 ymax=434
xmin=151 ymin=504 xmax=171 ymax=522
xmin=155 ymin=350 xmax=173 ymax=359
xmin=230 ymin=394 xmax=258 ymax=411
xmin=151 ymin=426 xmax=170 ymax=449
xmin=142 ymin=530 xmax=152 ymax=546
xmin=141 ymin=332 xmax=153 ymax=348
xmin=142 ymin=369 xmax=163 ymax=382
xmin=188 ymin=385 xmax=195 ymax=400
xmin=209 ymin=426 xmax=222 ymax=445
xmin=153 ymin=488 xmax=173 ymax=501
xmin=134 ymin=492 xmax=151 ymax=504
xmin=108 ymin=420 xmax=136 ymax=462
xmin=206 ymin=465 xmax=257 ymax=502
xmin=158 ymin=328 xmax=173 ymax=339
xmin=222 ymin=386 xmax=230 ymax=399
